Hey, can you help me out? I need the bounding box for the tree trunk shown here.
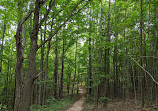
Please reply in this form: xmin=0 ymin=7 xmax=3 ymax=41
xmin=140 ymin=0 xmax=145 ymax=107
xmin=0 ymin=22 xmax=6 ymax=74
xmin=123 ymin=9 xmax=127 ymax=99
xmin=14 ymin=25 xmax=25 ymax=111
xmin=99 ymin=0 xmax=103 ymax=69
xmin=72 ymin=35 xmax=78 ymax=95
xmin=88 ymin=8 xmax=92 ymax=95
xmin=54 ymin=34 xmax=58 ymax=99
xmin=43 ymin=9 xmax=55 ymax=101
xmin=96 ymin=1 xmax=103 ymax=104
xmin=42 ymin=20 xmax=47 ymax=104
xmin=67 ymin=66 xmax=71 ymax=95
xmin=39 ymin=26 xmax=44 ymax=105
xmin=59 ymin=34 xmax=65 ymax=98
xmin=113 ymin=34 xmax=118 ymax=97
xmin=14 ymin=1 xmax=25 ymax=110
xmin=104 ymin=0 xmax=111 ymax=98
xmin=44 ymin=41 xmax=50 ymax=100
xmin=22 ymin=0 xmax=40 ymax=110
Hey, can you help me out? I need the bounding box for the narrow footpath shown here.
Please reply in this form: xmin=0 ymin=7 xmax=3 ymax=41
xmin=66 ymin=87 xmax=85 ymax=111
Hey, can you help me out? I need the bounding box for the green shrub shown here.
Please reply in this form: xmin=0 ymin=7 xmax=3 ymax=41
xmin=0 ymin=104 xmax=9 ymax=111
xmin=30 ymin=97 xmax=73 ymax=111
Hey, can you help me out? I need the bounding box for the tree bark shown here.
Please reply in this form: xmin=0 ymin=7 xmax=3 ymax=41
xmin=96 ymin=1 xmax=103 ymax=104
xmin=22 ymin=0 xmax=40 ymax=110
xmin=104 ymin=0 xmax=111 ymax=98
xmin=42 ymin=19 xmax=47 ymax=105
xmin=140 ymin=0 xmax=145 ymax=107
xmin=14 ymin=1 xmax=25 ymax=110
xmin=88 ymin=8 xmax=92 ymax=95
xmin=53 ymin=34 xmax=58 ymax=98
xmin=59 ymin=32 xmax=65 ymax=98
xmin=99 ymin=0 xmax=103 ymax=68
xmin=44 ymin=41 xmax=50 ymax=99
xmin=38 ymin=25 xmax=44 ymax=105
xmin=0 ymin=22 xmax=6 ymax=74
xmin=113 ymin=1 xmax=118 ymax=96
xmin=72 ymin=34 xmax=78 ymax=95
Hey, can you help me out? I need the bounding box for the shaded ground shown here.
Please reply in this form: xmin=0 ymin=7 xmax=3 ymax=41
xmin=62 ymin=88 xmax=158 ymax=111
xmin=66 ymin=87 xmax=85 ymax=111
xmin=106 ymin=99 xmax=142 ymax=111
xmin=84 ymin=98 xmax=158 ymax=111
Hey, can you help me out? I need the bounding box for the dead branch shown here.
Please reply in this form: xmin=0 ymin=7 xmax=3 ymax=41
xmin=129 ymin=55 xmax=158 ymax=59
xmin=141 ymin=56 xmax=158 ymax=59
xmin=129 ymin=55 xmax=158 ymax=85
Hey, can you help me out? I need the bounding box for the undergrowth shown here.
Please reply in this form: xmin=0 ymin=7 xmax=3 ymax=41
xmin=30 ymin=96 xmax=73 ymax=111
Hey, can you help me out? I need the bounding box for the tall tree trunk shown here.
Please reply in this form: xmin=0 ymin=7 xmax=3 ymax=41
xmin=59 ymin=32 xmax=65 ymax=98
xmin=123 ymin=9 xmax=127 ymax=99
xmin=104 ymin=0 xmax=111 ymax=98
xmin=14 ymin=17 xmax=24 ymax=111
xmin=42 ymin=19 xmax=47 ymax=105
xmin=154 ymin=4 xmax=158 ymax=105
xmin=22 ymin=0 xmax=40 ymax=110
xmin=96 ymin=1 xmax=103 ymax=105
xmin=14 ymin=0 xmax=25 ymax=110
xmin=5 ymin=46 xmax=10 ymax=108
xmin=113 ymin=33 xmax=118 ymax=97
xmin=67 ymin=71 xmax=71 ymax=95
xmin=140 ymin=0 xmax=145 ymax=107
xmin=88 ymin=8 xmax=92 ymax=95
xmin=72 ymin=34 xmax=78 ymax=95
xmin=0 ymin=22 xmax=6 ymax=74
xmin=54 ymin=34 xmax=58 ymax=98
xmin=113 ymin=0 xmax=118 ymax=97
xmin=99 ymin=0 xmax=103 ymax=69
xmin=44 ymin=41 xmax=50 ymax=99
xmin=39 ymin=26 xmax=44 ymax=105
xmin=44 ymin=9 xmax=55 ymax=101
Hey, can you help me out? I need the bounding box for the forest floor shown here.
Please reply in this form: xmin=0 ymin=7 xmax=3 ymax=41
xmin=61 ymin=89 xmax=158 ymax=111
xmin=106 ymin=98 xmax=142 ymax=111
xmin=84 ymin=98 xmax=158 ymax=111
xmin=83 ymin=95 xmax=158 ymax=111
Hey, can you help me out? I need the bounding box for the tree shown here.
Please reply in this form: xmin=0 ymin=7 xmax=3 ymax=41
xmin=1 ymin=0 xmax=158 ymax=110
xmin=140 ymin=0 xmax=145 ymax=107
xmin=88 ymin=8 xmax=92 ymax=95
xmin=59 ymin=27 xmax=65 ymax=98
xmin=14 ymin=0 xmax=91 ymax=110
xmin=104 ymin=0 xmax=111 ymax=99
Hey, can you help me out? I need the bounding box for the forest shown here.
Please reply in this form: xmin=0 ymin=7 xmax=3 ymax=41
xmin=0 ymin=0 xmax=158 ymax=111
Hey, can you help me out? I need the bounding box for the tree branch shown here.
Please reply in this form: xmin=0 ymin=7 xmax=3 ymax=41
xmin=19 ymin=9 xmax=35 ymax=26
xmin=129 ymin=55 xmax=158 ymax=59
xmin=19 ymin=0 xmax=48 ymax=26
xmin=37 ymin=0 xmax=92 ymax=50
xmin=141 ymin=56 xmax=158 ymax=59
xmin=54 ymin=1 xmax=70 ymax=17
xmin=38 ymin=0 xmax=55 ymax=30
xmin=32 ymin=71 xmax=44 ymax=83
xmin=129 ymin=55 xmax=158 ymax=85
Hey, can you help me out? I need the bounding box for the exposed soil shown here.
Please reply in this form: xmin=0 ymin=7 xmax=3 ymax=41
xmin=66 ymin=87 xmax=85 ymax=111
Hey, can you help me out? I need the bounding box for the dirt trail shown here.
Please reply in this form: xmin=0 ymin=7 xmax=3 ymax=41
xmin=66 ymin=87 xmax=85 ymax=111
